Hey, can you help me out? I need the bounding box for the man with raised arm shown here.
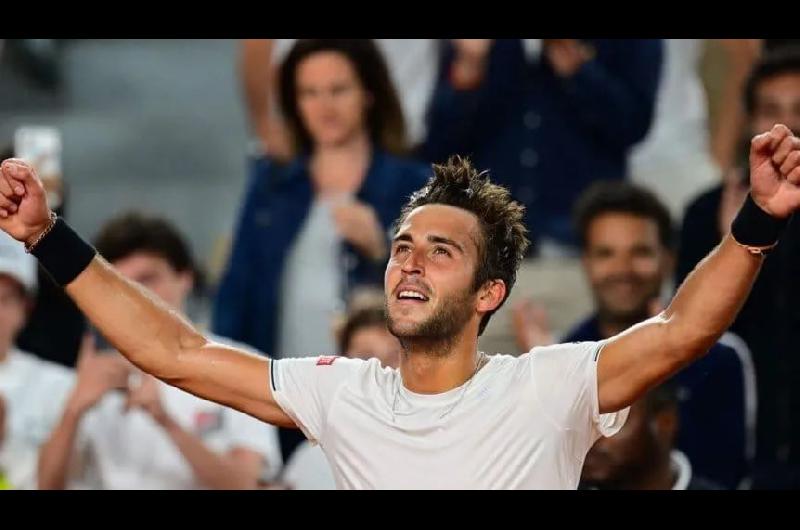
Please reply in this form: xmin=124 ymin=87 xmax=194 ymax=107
xmin=1 ymin=124 xmax=798 ymax=489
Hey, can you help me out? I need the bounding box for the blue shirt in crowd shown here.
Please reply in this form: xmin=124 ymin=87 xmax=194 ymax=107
xmin=565 ymin=314 xmax=754 ymax=489
xmin=212 ymin=150 xmax=430 ymax=357
xmin=421 ymin=39 xmax=663 ymax=249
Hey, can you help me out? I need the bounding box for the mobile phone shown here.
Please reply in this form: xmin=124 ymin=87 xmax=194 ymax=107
xmin=13 ymin=126 xmax=64 ymax=210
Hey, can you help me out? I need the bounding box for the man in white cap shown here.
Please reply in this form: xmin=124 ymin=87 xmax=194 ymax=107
xmin=0 ymin=231 xmax=75 ymax=489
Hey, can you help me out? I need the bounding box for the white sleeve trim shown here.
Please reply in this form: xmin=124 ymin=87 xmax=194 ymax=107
xmin=590 ymin=341 xmax=630 ymax=438
xmin=718 ymin=331 xmax=758 ymax=463
xmin=269 ymin=359 xmax=319 ymax=445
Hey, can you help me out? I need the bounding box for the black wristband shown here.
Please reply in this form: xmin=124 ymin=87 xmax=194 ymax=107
xmin=731 ymin=194 xmax=788 ymax=247
xmin=30 ymin=218 xmax=96 ymax=286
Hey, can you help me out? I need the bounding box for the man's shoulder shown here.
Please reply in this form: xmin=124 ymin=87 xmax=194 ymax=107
xmin=272 ymin=355 xmax=373 ymax=388
xmin=502 ymin=341 xmax=604 ymax=377
xmin=526 ymin=340 xmax=604 ymax=358
xmin=338 ymin=357 xmax=393 ymax=390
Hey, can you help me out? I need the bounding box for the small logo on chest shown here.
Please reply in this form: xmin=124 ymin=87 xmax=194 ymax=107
xmin=316 ymin=356 xmax=338 ymax=366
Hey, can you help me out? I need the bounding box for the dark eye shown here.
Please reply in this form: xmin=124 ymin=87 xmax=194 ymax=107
xmin=394 ymin=244 xmax=410 ymax=255
xmin=434 ymin=246 xmax=451 ymax=257
xmin=331 ymin=84 xmax=350 ymax=96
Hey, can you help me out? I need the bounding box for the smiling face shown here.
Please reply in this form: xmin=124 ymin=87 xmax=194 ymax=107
xmin=751 ymin=72 xmax=800 ymax=136
xmin=111 ymin=252 xmax=193 ymax=311
xmin=583 ymin=213 xmax=671 ymax=325
xmin=385 ymin=204 xmax=503 ymax=345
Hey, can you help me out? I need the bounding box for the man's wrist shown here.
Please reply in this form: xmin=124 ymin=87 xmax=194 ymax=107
xmin=158 ymin=412 xmax=179 ymax=432
xmin=64 ymin=395 xmax=89 ymax=421
xmin=24 ymin=211 xmax=57 ymax=252
xmin=731 ymin=194 xmax=789 ymax=255
xmin=28 ymin=216 xmax=97 ymax=286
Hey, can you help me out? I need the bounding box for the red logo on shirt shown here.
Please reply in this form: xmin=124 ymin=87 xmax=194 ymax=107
xmin=194 ymin=409 xmax=223 ymax=436
xmin=316 ymin=356 xmax=338 ymax=366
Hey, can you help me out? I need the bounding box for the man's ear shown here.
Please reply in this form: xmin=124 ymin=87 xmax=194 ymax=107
xmin=476 ymin=279 xmax=507 ymax=315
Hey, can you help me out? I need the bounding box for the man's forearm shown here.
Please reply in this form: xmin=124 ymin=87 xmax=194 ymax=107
xmin=663 ymin=234 xmax=762 ymax=358
xmin=37 ymin=400 xmax=84 ymax=490
xmin=240 ymin=39 xmax=274 ymax=134
xmin=159 ymin=416 xmax=261 ymax=490
xmin=599 ymin=234 xmax=764 ymax=413
xmin=66 ymin=257 xmax=205 ymax=381
xmin=58 ymin=254 xmax=290 ymax=427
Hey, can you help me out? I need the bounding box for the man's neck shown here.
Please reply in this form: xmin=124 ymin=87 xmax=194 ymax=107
xmin=398 ymin=329 xmax=483 ymax=395
xmin=311 ymin=132 xmax=371 ymax=194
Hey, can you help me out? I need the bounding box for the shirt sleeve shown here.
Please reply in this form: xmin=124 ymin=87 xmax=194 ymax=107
xmin=269 ymin=356 xmax=364 ymax=444
xmin=525 ymin=341 xmax=629 ymax=456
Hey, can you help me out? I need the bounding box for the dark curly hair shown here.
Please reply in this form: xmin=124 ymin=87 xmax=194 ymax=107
xmin=396 ymin=156 xmax=529 ymax=335
xmin=338 ymin=304 xmax=388 ymax=354
xmin=745 ymin=46 xmax=800 ymax=116
xmin=573 ymin=180 xmax=674 ymax=251
xmin=94 ymin=212 xmax=195 ymax=275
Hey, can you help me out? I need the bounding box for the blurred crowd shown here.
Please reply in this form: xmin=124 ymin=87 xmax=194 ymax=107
xmin=2 ymin=38 xmax=800 ymax=490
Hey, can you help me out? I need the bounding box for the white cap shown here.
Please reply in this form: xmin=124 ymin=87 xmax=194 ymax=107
xmin=0 ymin=232 xmax=37 ymax=295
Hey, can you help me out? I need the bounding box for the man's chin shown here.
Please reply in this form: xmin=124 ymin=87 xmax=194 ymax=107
xmin=387 ymin=320 xmax=422 ymax=339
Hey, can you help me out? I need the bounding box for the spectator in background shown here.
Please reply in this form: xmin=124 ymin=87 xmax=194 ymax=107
xmin=337 ymin=303 xmax=401 ymax=369
xmin=240 ymin=39 xmax=439 ymax=160
xmin=629 ymin=39 xmax=762 ymax=220
xmin=281 ymin=296 xmax=399 ymax=490
xmin=38 ymin=213 xmax=281 ymax=490
xmin=514 ymin=181 xmax=755 ymax=489
xmin=580 ymin=381 xmax=722 ymax=490
xmin=0 ymin=231 xmax=74 ymax=489
xmin=214 ymin=40 xmax=430 ymax=461
xmin=421 ymin=39 xmax=662 ymax=253
xmin=0 ymin=143 xmax=87 ymax=370
xmin=677 ymin=47 xmax=800 ymax=488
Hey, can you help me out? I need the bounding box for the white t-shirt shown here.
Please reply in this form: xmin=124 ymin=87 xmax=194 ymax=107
xmin=68 ymin=379 xmax=282 ymax=490
xmin=0 ymin=348 xmax=75 ymax=489
xmin=277 ymin=199 xmax=344 ymax=358
xmin=628 ymin=39 xmax=720 ymax=219
xmin=68 ymin=334 xmax=282 ymax=491
xmin=282 ymin=440 xmax=336 ymax=490
xmin=270 ymin=341 xmax=629 ymax=489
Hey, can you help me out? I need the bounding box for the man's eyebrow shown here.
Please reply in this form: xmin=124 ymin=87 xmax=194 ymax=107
xmin=428 ymin=235 xmax=464 ymax=254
